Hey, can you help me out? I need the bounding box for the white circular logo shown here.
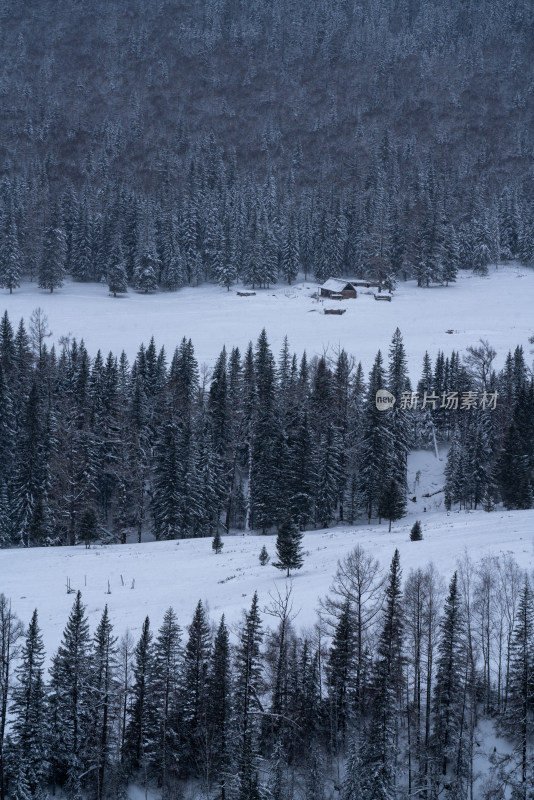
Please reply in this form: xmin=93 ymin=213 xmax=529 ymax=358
xmin=375 ymin=389 xmax=396 ymax=411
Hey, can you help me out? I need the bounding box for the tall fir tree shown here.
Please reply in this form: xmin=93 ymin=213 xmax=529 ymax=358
xmin=39 ymin=206 xmax=66 ymax=293
xmin=10 ymin=610 xmax=49 ymax=798
xmin=273 ymin=519 xmax=304 ymax=577
xmin=48 ymin=591 xmax=91 ymax=796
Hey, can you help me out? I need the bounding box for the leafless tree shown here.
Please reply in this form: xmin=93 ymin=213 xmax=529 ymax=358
xmin=464 ymin=339 xmax=497 ymax=390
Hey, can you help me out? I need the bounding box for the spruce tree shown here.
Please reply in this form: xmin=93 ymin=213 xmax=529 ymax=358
xmin=234 ymin=593 xmax=263 ymax=800
xmin=39 ymin=207 xmax=66 ymax=293
xmin=273 ymin=519 xmax=304 ymax=577
xmin=11 ymin=382 xmax=48 ymax=548
xmin=359 ymin=351 xmax=390 ymax=522
xmin=249 ymin=331 xmax=277 ymax=532
xmin=207 ymin=616 xmax=232 ymax=799
xmin=503 ymin=579 xmax=534 ymax=795
xmin=0 ymin=364 xmax=14 ymax=492
xmin=377 ymin=477 xmax=405 ymax=531
xmin=124 ymin=616 xmax=154 ymax=773
xmin=0 ymin=201 xmax=22 ymax=294
xmin=432 ymin=573 xmax=467 ymax=792
xmin=147 ymin=608 xmax=182 ymax=795
xmin=182 ymin=601 xmax=211 ymax=773
xmin=133 ymin=245 xmax=159 ymax=293
xmin=86 ymin=606 xmax=118 ymax=800
xmin=10 ymin=610 xmax=49 ymax=798
xmin=49 ymin=591 xmax=91 ymax=794
xmin=79 ymin=507 xmax=98 ymax=548
xmin=152 ymin=420 xmax=183 ymax=539
xmin=212 ymin=528 xmax=224 ymax=554
xmin=259 ymin=545 xmax=270 ymax=566
xmin=358 ymin=550 xmax=404 ymax=800
xmin=410 ymin=520 xmax=423 ymax=541
xmin=327 ymin=599 xmax=354 ymax=749
xmin=71 ymin=200 xmax=92 ymax=282
xmin=315 ymin=424 xmax=341 ymax=529
xmin=281 ymin=215 xmax=300 ymax=285
xmin=107 ymin=243 xmax=128 ymax=297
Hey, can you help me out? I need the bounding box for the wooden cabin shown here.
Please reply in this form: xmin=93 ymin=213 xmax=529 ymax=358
xmin=320 ymin=278 xmax=357 ymax=299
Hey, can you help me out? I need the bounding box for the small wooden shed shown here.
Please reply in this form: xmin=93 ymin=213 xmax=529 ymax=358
xmin=320 ymin=278 xmax=357 ymax=299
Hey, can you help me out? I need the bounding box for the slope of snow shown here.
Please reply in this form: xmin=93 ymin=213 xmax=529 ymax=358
xmin=1 ymin=507 xmax=533 ymax=658
xmin=1 ymin=264 xmax=533 ymax=379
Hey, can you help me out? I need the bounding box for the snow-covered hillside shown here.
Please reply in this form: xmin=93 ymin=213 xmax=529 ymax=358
xmin=1 ymin=264 xmax=533 ymax=379
xmin=2 ymin=505 xmax=533 ymax=660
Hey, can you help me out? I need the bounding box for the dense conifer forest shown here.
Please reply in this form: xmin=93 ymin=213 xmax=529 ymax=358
xmin=1 ymin=1 xmax=534 ymax=797
xmin=0 ymin=0 xmax=534 ymax=293
xmin=1 ymin=548 xmax=533 ymax=800
xmin=0 ymin=314 xmax=532 ymax=548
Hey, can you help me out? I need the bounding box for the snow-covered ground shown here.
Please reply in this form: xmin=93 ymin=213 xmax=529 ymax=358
xmin=1 ymin=501 xmax=533 ymax=658
xmin=1 ymin=264 xmax=533 ymax=379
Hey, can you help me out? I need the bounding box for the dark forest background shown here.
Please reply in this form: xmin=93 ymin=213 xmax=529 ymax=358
xmin=0 ymin=0 xmax=533 ymax=293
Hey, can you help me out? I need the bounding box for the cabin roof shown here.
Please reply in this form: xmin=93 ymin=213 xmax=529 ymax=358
xmin=321 ymin=278 xmax=355 ymax=292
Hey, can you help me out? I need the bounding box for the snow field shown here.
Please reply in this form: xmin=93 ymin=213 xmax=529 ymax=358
xmin=1 ymin=506 xmax=533 ymax=663
xmin=1 ymin=264 xmax=533 ymax=380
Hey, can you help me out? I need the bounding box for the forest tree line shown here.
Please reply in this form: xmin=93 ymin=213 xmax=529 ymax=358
xmin=0 ymin=311 xmax=533 ymax=548
xmin=0 ymin=547 xmax=533 ymax=799
xmin=0 ymin=0 xmax=534 ymax=294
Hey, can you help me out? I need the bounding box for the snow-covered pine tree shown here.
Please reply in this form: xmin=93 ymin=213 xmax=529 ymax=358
xmin=79 ymin=507 xmax=98 ymax=548
xmin=133 ymin=245 xmax=159 ymax=293
xmin=0 ymin=200 xmax=22 ymax=293
xmin=377 ymin=477 xmax=405 ymax=531
xmin=11 ymin=382 xmax=48 ymax=547
xmin=315 ymin=424 xmax=342 ymax=529
xmin=281 ymin=215 xmax=300 ymax=285
xmin=212 ymin=527 xmax=224 ymax=554
xmin=85 ymin=605 xmax=118 ymax=800
xmin=124 ymin=616 xmax=154 ymax=774
xmin=359 ymin=351 xmax=390 ymax=522
xmin=146 ymin=607 xmax=182 ymax=795
xmin=0 ymin=311 xmax=15 ymax=373
xmin=432 ymin=572 xmax=468 ymax=796
xmin=71 ymin=199 xmax=92 ymax=282
xmin=107 ymin=243 xmax=128 ymax=297
xmin=207 ymin=616 xmax=232 ymax=799
xmin=48 ymin=591 xmax=92 ymax=795
xmin=273 ymin=518 xmax=304 ymax=577
xmin=39 ymin=206 xmax=66 ymax=293
xmin=182 ymin=600 xmax=211 ymax=775
xmin=341 ymin=743 xmax=362 ymax=800
xmin=0 ymin=364 xmax=14 ymax=495
xmin=289 ymin=411 xmax=315 ymax=530
xmin=441 ymin=224 xmax=459 ymax=285
xmin=357 ymin=550 xmax=403 ymax=800
xmin=249 ymin=331 xmax=277 ymax=531
xmin=386 ymin=327 xmax=409 ymax=511
xmin=502 ymin=579 xmax=534 ymax=795
xmin=152 ymin=420 xmax=183 ymax=540
xmin=234 ymin=593 xmax=263 ymax=800
xmin=9 ymin=609 xmax=47 ymax=798
xmin=410 ymin=520 xmax=423 ymax=541
xmin=497 ymin=384 xmax=534 ymax=510
xmin=327 ymin=599 xmax=354 ymax=751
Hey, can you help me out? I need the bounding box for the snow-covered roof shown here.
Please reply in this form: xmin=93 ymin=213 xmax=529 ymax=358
xmin=321 ymin=278 xmax=355 ymax=291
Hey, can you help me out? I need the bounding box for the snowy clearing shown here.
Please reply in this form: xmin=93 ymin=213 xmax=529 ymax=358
xmin=1 ymin=264 xmax=533 ymax=378
xmin=1 ymin=505 xmax=533 ymax=660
